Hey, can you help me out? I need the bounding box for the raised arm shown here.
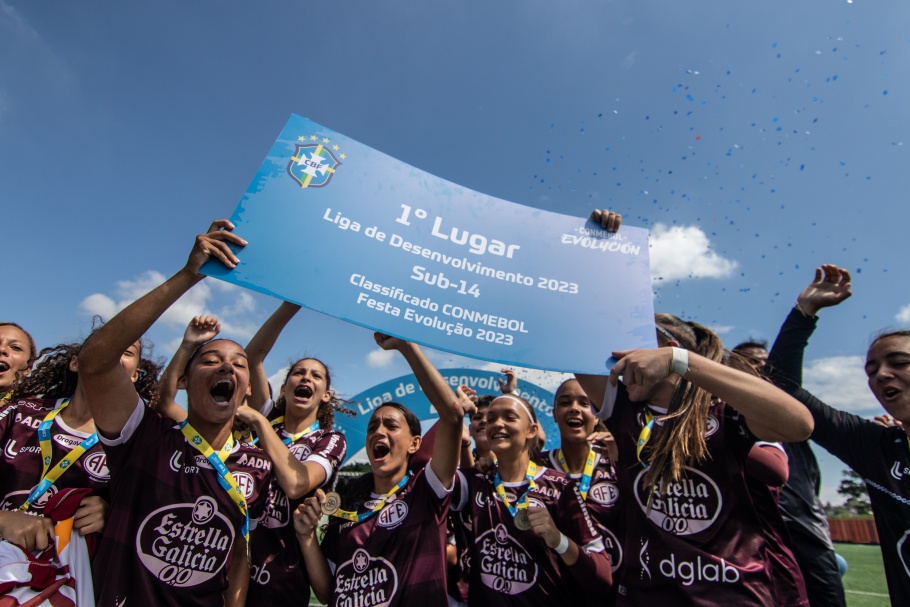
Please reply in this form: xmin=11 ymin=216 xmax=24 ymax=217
xmin=766 ymin=265 xmax=851 ymax=390
xmin=374 ymin=334 xmax=463 ymax=488
xmin=233 ymin=404 xmax=328 ymax=499
xmin=246 ymin=301 xmax=302 ymax=410
xmin=609 ymin=347 xmax=813 ymax=442
xmin=155 ymin=315 xmax=221 ymax=422
xmin=78 ymin=221 xmax=245 ymax=436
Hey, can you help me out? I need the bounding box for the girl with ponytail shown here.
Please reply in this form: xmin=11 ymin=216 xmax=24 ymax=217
xmin=577 ymin=314 xmax=812 ymax=606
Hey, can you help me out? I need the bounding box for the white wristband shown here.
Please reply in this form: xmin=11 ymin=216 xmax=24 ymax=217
xmin=671 ymin=347 xmax=689 ymax=377
xmin=553 ymin=533 xmax=570 ymax=555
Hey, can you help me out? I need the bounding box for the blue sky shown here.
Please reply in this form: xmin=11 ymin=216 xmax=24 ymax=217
xmin=3 ymin=0 xmax=908 ymax=503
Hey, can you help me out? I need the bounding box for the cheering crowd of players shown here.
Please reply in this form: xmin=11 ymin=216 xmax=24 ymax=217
xmin=2 ymin=211 xmax=910 ymax=606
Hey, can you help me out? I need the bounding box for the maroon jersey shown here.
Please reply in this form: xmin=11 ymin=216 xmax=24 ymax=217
xmin=453 ymin=465 xmax=612 ymax=606
xmin=93 ymin=401 xmax=271 ymax=607
xmin=0 ymin=397 xmax=110 ymax=513
xmin=320 ymin=466 xmax=455 ymax=607
xmin=247 ymin=425 xmax=346 ymax=604
xmin=604 ymin=390 xmax=778 ymax=606
xmin=746 ymin=443 xmax=809 ymax=607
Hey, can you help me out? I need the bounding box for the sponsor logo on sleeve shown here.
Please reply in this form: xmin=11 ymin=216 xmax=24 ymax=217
xmin=289 ymin=443 xmax=312 ymax=462
xmin=477 ymin=524 xmax=538 ymax=595
xmin=136 ymin=496 xmax=235 ymax=587
xmin=634 ymin=467 xmax=722 ymax=535
xmin=334 ymin=548 xmax=398 ymax=607
xmin=704 ymin=416 xmax=719 ymax=438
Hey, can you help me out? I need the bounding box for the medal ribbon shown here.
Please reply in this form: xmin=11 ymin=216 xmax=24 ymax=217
xmin=21 ymin=400 xmax=99 ymax=511
xmin=250 ymin=417 xmax=320 ymax=446
xmin=330 ymin=473 xmax=410 ymax=523
xmin=275 ymin=417 xmax=320 ymax=446
xmin=556 ymin=448 xmax=596 ymax=500
xmin=636 ymin=410 xmax=655 ymax=470
xmin=493 ymin=460 xmax=537 ymax=519
xmin=179 ymin=421 xmax=249 ymax=550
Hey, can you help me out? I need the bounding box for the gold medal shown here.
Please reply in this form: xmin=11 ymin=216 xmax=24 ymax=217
xmin=514 ymin=509 xmax=531 ymax=531
xmin=322 ymin=491 xmax=342 ymax=515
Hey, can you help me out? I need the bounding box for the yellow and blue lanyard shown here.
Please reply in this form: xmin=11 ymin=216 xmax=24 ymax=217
xmin=636 ymin=410 xmax=656 ymax=470
xmin=179 ymin=420 xmax=249 ymax=550
xmin=493 ymin=460 xmax=537 ymax=519
xmin=21 ymin=399 xmax=98 ymax=511
xmin=329 ymin=473 xmax=410 ymax=523
xmin=252 ymin=416 xmax=319 ymax=446
xmin=556 ymin=448 xmax=596 ymax=500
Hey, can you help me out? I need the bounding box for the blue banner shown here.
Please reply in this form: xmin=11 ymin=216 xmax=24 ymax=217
xmin=337 ymin=369 xmax=558 ymax=466
xmin=204 ymin=114 xmax=655 ymax=374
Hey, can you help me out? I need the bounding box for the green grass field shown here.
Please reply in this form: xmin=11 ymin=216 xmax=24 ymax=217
xmin=836 ymin=542 xmax=891 ymax=606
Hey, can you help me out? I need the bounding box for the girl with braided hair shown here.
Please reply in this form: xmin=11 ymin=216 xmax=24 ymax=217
xmin=0 ymin=328 xmax=162 ymax=552
xmin=576 ymin=314 xmax=812 ymax=606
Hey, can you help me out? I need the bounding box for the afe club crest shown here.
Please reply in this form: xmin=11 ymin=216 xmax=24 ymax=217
xmin=287 ymin=136 xmax=344 ymax=189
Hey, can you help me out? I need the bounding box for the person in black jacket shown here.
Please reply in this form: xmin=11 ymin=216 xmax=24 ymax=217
xmin=766 ymin=263 xmax=910 ymax=604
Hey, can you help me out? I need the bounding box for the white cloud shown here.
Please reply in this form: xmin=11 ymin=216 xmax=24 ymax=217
xmin=803 ymin=355 xmax=880 ymax=416
xmin=896 ymin=304 xmax=910 ymax=324
xmin=366 ymin=348 xmax=396 ymax=368
xmin=79 ymin=270 xmax=261 ymax=344
xmin=649 ymin=223 xmax=738 ymax=284
xmin=267 ymin=365 xmax=290 ymax=400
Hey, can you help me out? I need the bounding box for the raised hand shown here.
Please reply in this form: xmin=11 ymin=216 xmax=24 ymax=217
xmin=184 ymin=219 xmax=247 ymax=276
xmin=590 ymin=209 xmax=622 ymax=233
xmin=456 ymin=385 xmax=478 ymax=417
xmin=184 ymin=315 xmax=221 ymax=347
xmin=498 ymin=368 xmax=518 ymax=394
xmin=796 ymin=264 xmax=852 ymax=317
xmin=374 ymin=332 xmax=407 ymax=352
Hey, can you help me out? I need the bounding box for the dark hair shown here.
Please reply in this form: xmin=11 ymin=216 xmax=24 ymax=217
xmin=870 ymin=330 xmax=910 ymax=351
xmin=329 ymin=402 xmax=421 ymax=526
xmin=473 ymin=394 xmax=495 ymax=412
xmin=10 ymin=336 xmax=163 ymax=406
xmin=643 ymin=314 xmax=725 ymax=495
xmin=274 ymin=357 xmax=356 ymax=429
xmin=374 ymin=402 xmax=422 ymax=438
xmin=0 ymin=322 xmax=38 ymax=367
xmin=723 ymin=349 xmax=763 ymax=377
xmin=733 ymin=339 xmax=768 ymax=353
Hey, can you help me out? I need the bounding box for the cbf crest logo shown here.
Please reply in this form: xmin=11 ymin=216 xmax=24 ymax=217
xmin=287 ymin=136 xmax=344 ymax=189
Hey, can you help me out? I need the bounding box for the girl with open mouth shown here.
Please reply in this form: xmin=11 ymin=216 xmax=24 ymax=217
xmin=232 ymin=300 xmax=350 ymax=606
xmin=0 ymin=322 xmax=159 ymax=561
xmin=0 ymin=322 xmax=36 ymax=402
xmin=293 ymin=333 xmax=464 ymax=607
xmin=77 ymin=220 xmax=273 ymax=606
